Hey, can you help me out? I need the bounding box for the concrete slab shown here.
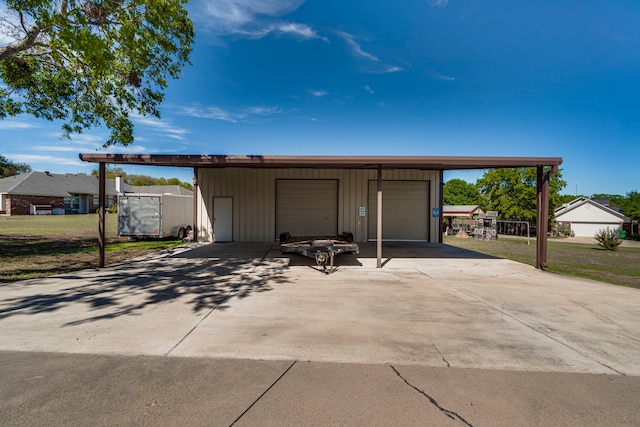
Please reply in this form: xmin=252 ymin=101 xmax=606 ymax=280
xmin=0 ymin=351 xmax=292 ymax=427
xmin=1 ymin=242 xmax=639 ymax=375
xmin=2 ymin=352 xmax=639 ymax=427
xmin=1 ymin=242 xmax=640 ymax=425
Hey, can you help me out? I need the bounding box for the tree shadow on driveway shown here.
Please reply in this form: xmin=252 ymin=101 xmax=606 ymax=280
xmin=0 ymin=243 xmax=289 ymax=325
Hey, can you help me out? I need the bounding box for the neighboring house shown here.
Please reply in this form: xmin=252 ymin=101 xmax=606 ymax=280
xmin=443 ymin=205 xmax=485 ymax=232
xmin=0 ymin=172 xmax=192 ymax=216
xmin=554 ymin=197 xmax=630 ymax=237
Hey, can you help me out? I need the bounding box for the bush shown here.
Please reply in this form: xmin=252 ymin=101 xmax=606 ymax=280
xmin=554 ymin=225 xmax=574 ymax=238
xmin=594 ymin=228 xmax=622 ymax=251
xmin=108 ymin=204 xmax=118 ymax=214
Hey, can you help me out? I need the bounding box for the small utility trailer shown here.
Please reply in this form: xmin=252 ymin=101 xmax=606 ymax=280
xmin=279 ymin=232 xmax=359 ymax=274
xmin=118 ymin=193 xmax=193 ymax=239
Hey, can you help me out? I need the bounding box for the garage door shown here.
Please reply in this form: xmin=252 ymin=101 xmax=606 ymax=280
xmin=571 ymin=222 xmax=619 ymax=237
xmin=368 ymin=180 xmax=429 ymax=241
xmin=276 ymin=179 xmax=338 ymax=237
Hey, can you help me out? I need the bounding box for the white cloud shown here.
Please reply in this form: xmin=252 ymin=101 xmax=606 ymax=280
xmin=180 ymin=105 xmax=245 ymax=123
xmin=334 ymin=30 xmax=404 ymax=74
xmin=131 ymin=115 xmax=190 ymax=141
xmin=383 ymin=65 xmax=404 ymax=73
xmin=180 ymin=104 xmax=281 ymax=123
xmin=244 ymin=106 xmax=282 ymax=115
xmin=364 ymin=85 xmax=374 ymax=94
xmin=425 ymin=68 xmax=456 ymax=81
xmin=365 ymin=65 xmax=404 ymax=74
xmin=7 ymin=154 xmax=85 ymax=167
xmin=335 ymin=31 xmax=379 ymax=62
xmin=308 ymin=90 xmax=328 ymax=98
xmin=29 ymin=145 xmax=84 ymax=152
xmin=275 ymin=22 xmax=328 ymax=42
xmin=193 ymin=0 xmax=326 ymax=42
xmin=0 ymin=120 xmax=39 ymax=130
xmin=427 ymin=0 xmax=449 ymax=8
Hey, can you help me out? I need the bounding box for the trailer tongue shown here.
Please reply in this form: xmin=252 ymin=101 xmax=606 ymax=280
xmin=279 ymin=232 xmax=359 ymax=274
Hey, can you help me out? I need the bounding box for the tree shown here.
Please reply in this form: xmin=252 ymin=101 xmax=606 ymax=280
xmin=90 ymin=166 xmax=192 ymax=190
xmin=90 ymin=165 xmax=125 ymax=179
xmin=0 ymin=0 xmax=193 ymax=146
xmin=476 ymin=168 xmax=566 ymax=224
xmin=0 ymin=154 xmax=31 ymax=177
xmin=443 ymin=178 xmax=482 ymax=205
xmin=621 ymin=191 xmax=640 ymax=221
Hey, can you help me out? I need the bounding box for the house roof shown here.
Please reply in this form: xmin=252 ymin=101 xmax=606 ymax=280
xmin=0 ymin=172 xmax=111 ymax=197
xmin=555 ymin=197 xmax=630 ymax=222
xmin=0 ymin=172 xmax=192 ymax=198
xmin=79 ymin=154 xmax=563 ymax=170
xmin=443 ymin=205 xmax=485 ymax=216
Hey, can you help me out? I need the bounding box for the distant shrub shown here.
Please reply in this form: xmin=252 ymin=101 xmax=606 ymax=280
xmin=554 ymin=225 xmax=574 ymax=238
xmin=629 ymin=233 xmax=640 ymax=241
xmin=594 ymin=228 xmax=622 ymax=251
xmin=108 ymin=204 xmax=118 ymax=214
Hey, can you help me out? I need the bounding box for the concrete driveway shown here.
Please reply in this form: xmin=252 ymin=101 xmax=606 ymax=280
xmin=1 ymin=242 xmax=639 ymax=426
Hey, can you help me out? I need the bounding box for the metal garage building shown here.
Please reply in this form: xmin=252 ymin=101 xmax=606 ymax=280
xmin=196 ymin=167 xmax=440 ymax=243
xmin=79 ymin=154 xmax=562 ymax=269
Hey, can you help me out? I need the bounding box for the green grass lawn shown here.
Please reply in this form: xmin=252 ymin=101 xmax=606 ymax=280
xmin=444 ymin=235 xmax=640 ymax=289
xmin=0 ymin=213 xmax=118 ymax=235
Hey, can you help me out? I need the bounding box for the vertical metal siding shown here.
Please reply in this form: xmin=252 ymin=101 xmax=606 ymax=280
xmin=198 ymin=168 xmax=439 ymax=242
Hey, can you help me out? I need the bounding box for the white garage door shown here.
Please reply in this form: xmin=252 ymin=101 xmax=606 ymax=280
xmin=368 ymin=180 xmax=429 ymax=241
xmin=571 ymin=222 xmax=620 ymax=237
xmin=276 ymin=179 xmax=338 ymax=237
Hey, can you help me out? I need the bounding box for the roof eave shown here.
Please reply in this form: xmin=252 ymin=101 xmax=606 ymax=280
xmin=79 ymin=154 xmax=563 ymax=170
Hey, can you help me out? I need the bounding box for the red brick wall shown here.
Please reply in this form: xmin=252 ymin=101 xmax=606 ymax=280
xmin=5 ymin=195 xmax=65 ymax=215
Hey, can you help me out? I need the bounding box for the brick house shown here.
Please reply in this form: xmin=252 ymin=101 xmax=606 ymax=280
xmin=0 ymin=172 xmax=192 ymax=216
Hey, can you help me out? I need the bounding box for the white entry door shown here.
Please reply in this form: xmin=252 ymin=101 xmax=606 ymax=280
xmin=213 ymin=197 xmax=233 ymax=242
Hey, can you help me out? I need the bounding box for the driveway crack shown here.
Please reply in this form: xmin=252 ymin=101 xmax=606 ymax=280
xmin=389 ymin=364 xmax=473 ymax=426
xmin=229 ymin=360 xmax=297 ymax=426
xmin=433 ymin=345 xmax=450 ymax=367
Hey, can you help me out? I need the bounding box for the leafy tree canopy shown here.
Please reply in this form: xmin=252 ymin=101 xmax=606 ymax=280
xmin=90 ymin=166 xmax=192 ymax=190
xmin=443 ymin=178 xmax=482 ymax=206
xmin=0 ymin=0 xmax=194 ymax=146
xmin=0 ymin=154 xmax=31 ymax=177
xmin=476 ymin=167 xmax=566 ymax=223
xmin=621 ymin=191 xmax=640 ymax=221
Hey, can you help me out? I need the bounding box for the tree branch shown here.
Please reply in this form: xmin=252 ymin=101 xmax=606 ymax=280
xmin=0 ymin=24 xmax=41 ymax=60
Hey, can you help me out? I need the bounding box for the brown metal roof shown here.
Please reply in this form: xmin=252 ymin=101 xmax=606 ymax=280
xmin=79 ymin=154 xmax=562 ymax=170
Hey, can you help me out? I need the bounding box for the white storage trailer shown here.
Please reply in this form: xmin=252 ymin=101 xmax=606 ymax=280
xmin=118 ymin=194 xmax=193 ymax=239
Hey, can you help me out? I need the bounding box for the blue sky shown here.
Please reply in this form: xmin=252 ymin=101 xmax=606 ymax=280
xmin=1 ymin=0 xmax=639 ymax=196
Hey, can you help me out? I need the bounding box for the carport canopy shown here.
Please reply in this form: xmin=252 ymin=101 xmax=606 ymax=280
xmin=79 ymin=154 xmax=562 ymax=270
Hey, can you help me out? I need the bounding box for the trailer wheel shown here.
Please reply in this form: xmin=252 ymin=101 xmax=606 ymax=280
xmin=177 ymin=227 xmax=186 ymax=240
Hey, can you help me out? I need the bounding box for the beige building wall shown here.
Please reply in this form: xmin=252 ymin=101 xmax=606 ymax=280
xmin=195 ymin=168 xmax=440 ymax=243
